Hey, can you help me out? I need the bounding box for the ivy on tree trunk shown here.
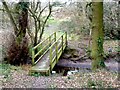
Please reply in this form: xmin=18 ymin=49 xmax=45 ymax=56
xmin=91 ymin=0 xmax=106 ymax=70
xmin=17 ymin=2 xmax=29 ymax=43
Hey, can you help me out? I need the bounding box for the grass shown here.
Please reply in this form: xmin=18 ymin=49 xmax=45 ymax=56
xmin=48 ymin=84 xmax=58 ymax=88
xmin=47 ymin=17 xmax=60 ymax=25
xmin=0 ymin=63 xmax=12 ymax=82
xmin=42 ymin=31 xmax=65 ymax=40
xmin=68 ymin=33 xmax=81 ymax=41
xmin=30 ymin=72 xmax=42 ymax=77
xmin=87 ymin=78 xmax=105 ymax=88
xmin=0 ymin=63 xmax=22 ymax=76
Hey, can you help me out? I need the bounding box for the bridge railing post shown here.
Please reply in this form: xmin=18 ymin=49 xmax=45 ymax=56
xmin=56 ymin=41 xmax=58 ymax=62
xmin=49 ymin=35 xmax=51 ymax=46
xmin=54 ymin=32 xmax=56 ymax=42
xmin=65 ymin=32 xmax=67 ymax=46
xmin=32 ymin=48 xmax=35 ymax=65
xmin=62 ymin=35 xmax=63 ymax=52
xmin=49 ymin=47 xmax=52 ymax=72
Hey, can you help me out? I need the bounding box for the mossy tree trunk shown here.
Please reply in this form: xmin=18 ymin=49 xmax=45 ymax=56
xmin=91 ymin=0 xmax=106 ymax=70
xmin=2 ymin=1 xmax=30 ymax=65
xmin=16 ymin=1 xmax=29 ymax=43
xmin=2 ymin=1 xmax=19 ymax=34
xmin=2 ymin=0 xmax=29 ymax=43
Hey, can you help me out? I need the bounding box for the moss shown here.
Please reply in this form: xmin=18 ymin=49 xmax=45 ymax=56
xmin=91 ymin=1 xmax=106 ymax=70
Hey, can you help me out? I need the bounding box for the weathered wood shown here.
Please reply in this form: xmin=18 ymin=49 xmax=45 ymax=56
xmin=65 ymin=32 xmax=67 ymax=46
xmin=34 ymin=41 xmax=51 ymax=58
xmin=62 ymin=36 xmax=63 ymax=52
xmin=32 ymin=32 xmax=56 ymax=64
xmin=56 ymin=41 xmax=58 ymax=62
xmin=34 ymin=47 xmax=49 ymax=64
xmin=31 ymin=32 xmax=67 ymax=75
xmin=54 ymin=32 xmax=56 ymax=42
xmin=49 ymin=47 xmax=52 ymax=71
xmin=33 ymin=32 xmax=55 ymax=50
xmin=32 ymin=48 xmax=35 ymax=65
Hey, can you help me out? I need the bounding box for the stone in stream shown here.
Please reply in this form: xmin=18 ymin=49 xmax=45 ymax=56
xmin=62 ymin=54 xmax=71 ymax=59
xmin=67 ymin=69 xmax=79 ymax=76
xmin=108 ymin=47 xmax=113 ymax=53
xmin=70 ymin=57 xmax=80 ymax=61
xmin=52 ymin=71 xmax=56 ymax=74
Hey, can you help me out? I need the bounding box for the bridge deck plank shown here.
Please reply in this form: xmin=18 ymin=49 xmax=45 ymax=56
xmin=31 ymin=51 xmax=50 ymax=73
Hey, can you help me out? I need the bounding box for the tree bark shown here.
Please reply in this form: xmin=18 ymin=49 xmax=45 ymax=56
xmin=28 ymin=2 xmax=52 ymax=46
xmin=2 ymin=1 xmax=18 ymax=35
xmin=2 ymin=0 xmax=29 ymax=43
xmin=17 ymin=2 xmax=29 ymax=43
xmin=91 ymin=0 xmax=105 ymax=70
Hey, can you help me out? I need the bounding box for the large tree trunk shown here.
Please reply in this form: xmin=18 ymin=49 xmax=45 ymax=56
xmin=2 ymin=1 xmax=29 ymax=43
xmin=17 ymin=2 xmax=29 ymax=43
xmin=2 ymin=1 xmax=18 ymax=35
xmin=2 ymin=1 xmax=30 ymax=65
xmin=91 ymin=0 xmax=105 ymax=70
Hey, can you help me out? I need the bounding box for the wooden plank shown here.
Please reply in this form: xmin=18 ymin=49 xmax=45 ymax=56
xmin=58 ymin=50 xmax=62 ymax=60
xmin=57 ymin=47 xmax=62 ymax=59
xmin=31 ymin=67 xmax=50 ymax=72
xmin=30 ymin=66 xmax=50 ymax=75
xmin=33 ymin=32 xmax=55 ymax=50
xmin=65 ymin=32 xmax=67 ymax=45
xmin=63 ymin=44 xmax=66 ymax=50
xmin=33 ymin=33 xmax=58 ymax=64
xmin=56 ymin=41 xmax=58 ymax=62
xmin=54 ymin=32 xmax=56 ymax=42
xmin=52 ymin=55 xmax=57 ymax=63
xmin=32 ymin=48 xmax=35 ymax=65
xmin=62 ymin=35 xmax=63 ymax=52
xmin=49 ymin=47 xmax=52 ymax=71
xmin=34 ymin=41 xmax=51 ymax=58
xmin=30 ymin=32 xmax=67 ymax=75
xmin=34 ymin=47 xmax=50 ymax=64
xmin=51 ymin=59 xmax=57 ymax=70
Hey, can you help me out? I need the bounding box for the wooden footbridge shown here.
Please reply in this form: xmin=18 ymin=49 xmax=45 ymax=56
xmin=30 ymin=32 xmax=67 ymax=75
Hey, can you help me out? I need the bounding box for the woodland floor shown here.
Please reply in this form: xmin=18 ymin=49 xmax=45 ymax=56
xmin=0 ymin=40 xmax=120 ymax=88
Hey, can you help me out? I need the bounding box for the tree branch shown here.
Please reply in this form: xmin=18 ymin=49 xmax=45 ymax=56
xmin=28 ymin=7 xmax=39 ymax=21
xmin=38 ymin=6 xmax=48 ymax=18
xmin=34 ymin=2 xmax=40 ymax=13
xmin=2 ymin=0 xmax=19 ymax=35
xmin=38 ymin=2 xmax=52 ymax=43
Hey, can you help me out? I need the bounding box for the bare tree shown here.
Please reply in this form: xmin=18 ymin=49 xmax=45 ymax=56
xmin=28 ymin=0 xmax=52 ymax=46
xmin=2 ymin=0 xmax=29 ymax=43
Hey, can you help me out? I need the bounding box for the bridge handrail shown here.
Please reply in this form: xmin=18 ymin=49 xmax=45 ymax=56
xmin=32 ymin=32 xmax=67 ymax=66
xmin=33 ymin=32 xmax=56 ymax=50
xmin=34 ymin=32 xmax=65 ymax=65
xmin=49 ymin=32 xmax=67 ymax=70
xmin=32 ymin=32 xmax=56 ymax=65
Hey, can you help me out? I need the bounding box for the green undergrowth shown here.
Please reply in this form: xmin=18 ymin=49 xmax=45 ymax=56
xmin=0 ymin=63 xmax=22 ymax=75
xmin=47 ymin=17 xmax=60 ymax=25
xmin=0 ymin=64 xmax=12 ymax=82
xmin=43 ymin=31 xmax=64 ymax=39
xmin=30 ymin=72 xmax=42 ymax=77
xmin=30 ymin=72 xmax=50 ymax=77
xmin=87 ymin=78 xmax=105 ymax=88
xmin=68 ymin=33 xmax=80 ymax=41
